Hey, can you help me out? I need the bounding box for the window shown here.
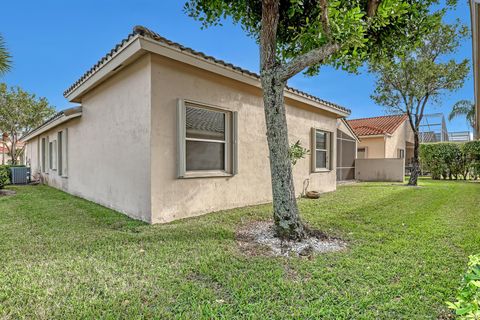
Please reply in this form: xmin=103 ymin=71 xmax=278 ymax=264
xmin=397 ymin=148 xmax=405 ymax=159
xmin=58 ymin=131 xmax=63 ymax=176
xmin=41 ymin=138 xmax=46 ymax=172
xmin=357 ymin=148 xmax=367 ymax=159
xmin=311 ymin=128 xmax=332 ymax=171
xmin=177 ymin=99 xmax=237 ymax=178
xmin=49 ymin=140 xmax=57 ymax=170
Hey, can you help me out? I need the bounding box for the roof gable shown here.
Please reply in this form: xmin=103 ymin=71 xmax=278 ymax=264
xmin=347 ymin=114 xmax=408 ymax=137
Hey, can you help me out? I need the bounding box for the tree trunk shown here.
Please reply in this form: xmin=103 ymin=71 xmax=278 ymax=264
xmin=261 ymin=71 xmax=306 ymax=240
xmin=10 ymin=136 xmax=17 ymax=165
xmin=408 ymin=132 xmax=420 ymax=186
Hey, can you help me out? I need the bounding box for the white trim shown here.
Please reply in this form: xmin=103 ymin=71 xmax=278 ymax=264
xmin=21 ymin=111 xmax=82 ymax=142
xmin=65 ymin=36 xmax=349 ymax=117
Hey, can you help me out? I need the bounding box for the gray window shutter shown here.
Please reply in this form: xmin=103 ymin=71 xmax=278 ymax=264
xmin=57 ymin=131 xmax=62 ymax=176
xmin=232 ymin=111 xmax=238 ymax=175
xmin=176 ymin=99 xmax=186 ymax=178
xmin=311 ymin=127 xmax=316 ymax=172
xmin=64 ymin=128 xmax=68 ymax=177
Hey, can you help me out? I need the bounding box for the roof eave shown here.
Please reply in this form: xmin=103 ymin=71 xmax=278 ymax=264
xmin=20 ymin=107 xmax=83 ymax=142
xmin=64 ymin=31 xmax=350 ymax=117
xmin=64 ymin=36 xmax=144 ymax=102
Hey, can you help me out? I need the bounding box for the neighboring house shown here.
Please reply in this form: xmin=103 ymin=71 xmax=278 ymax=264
xmin=470 ymin=0 xmax=480 ymax=139
xmin=0 ymin=138 xmax=25 ymax=165
xmin=336 ymin=118 xmax=359 ymax=181
xmin=21 ymin=26 xmax=351 ymax=224
xmin=347 ymin=114 xmax=415 ymax=164
xmin=0 ymin=145 xmax=10 ymax=165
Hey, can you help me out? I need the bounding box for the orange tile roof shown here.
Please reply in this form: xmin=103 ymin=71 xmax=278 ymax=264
xmin=347 ymin=114 xmax=408 ymax=137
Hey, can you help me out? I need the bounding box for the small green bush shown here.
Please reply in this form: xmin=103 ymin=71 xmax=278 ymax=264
xmin=0 ymin=166 xmax=10 ymax=189
xmin=447 ymin=254 xmax=480 ymax=319
xmin=289 ymin=140 xmax=309 ymax=166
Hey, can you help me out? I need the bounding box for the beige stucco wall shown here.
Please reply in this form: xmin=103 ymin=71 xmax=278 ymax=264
xmin=358 ymin=137 xmax=385 ymax=159
xmin=150 ymin=54 xmax=339 ymax=223
xmin=385 ymin=121 xmax=414 ymax=158
xmin=355 ymin=158 xmax=405 ymax=182
xmin=358 ymin=121 xmax=414 ymax=159
xmin=25 ymin=55 xmax=152 ymax=222
xmin=25 ymin=52 xmax=342 ymax=224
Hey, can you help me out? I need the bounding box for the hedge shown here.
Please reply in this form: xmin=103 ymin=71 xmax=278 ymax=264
xmin=420 ymin=141 xmax=480 ymax=180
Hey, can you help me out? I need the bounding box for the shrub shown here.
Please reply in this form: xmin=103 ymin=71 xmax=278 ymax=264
xmin=289 ymin=140 xmax=309 ymax=166
xmin=420 ymin=141 xmax=480 ymax=180
xmin=0 ymin=166 xmax=10 ymax=189
xmin=447 ymin=254 xmax=480 ymax=319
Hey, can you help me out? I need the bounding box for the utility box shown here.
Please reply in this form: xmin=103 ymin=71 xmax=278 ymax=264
xmin=10 ymin=167 xmax=30 ymax=185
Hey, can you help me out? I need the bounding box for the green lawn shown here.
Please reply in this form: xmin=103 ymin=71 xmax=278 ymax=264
xmin=0 ymin=179 xmax=479 ymax=319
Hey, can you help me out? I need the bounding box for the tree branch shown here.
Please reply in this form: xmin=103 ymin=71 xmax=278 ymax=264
xmin=367 ymin=0 xmax=382 ymax=17
xmin=318 ymin=0 xmax=331 ymax=37
xmin=260 ymin=0 xmax=280 ymax=72
xmin=278 ymin=43 xmax=340 ymax=82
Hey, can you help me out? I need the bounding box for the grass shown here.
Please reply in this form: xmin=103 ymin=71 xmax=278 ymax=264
xmin=0 ymin=179 xmax=479 ymax=319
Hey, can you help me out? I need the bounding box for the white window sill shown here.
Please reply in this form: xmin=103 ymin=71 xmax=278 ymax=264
xmin=179 ymin=171 xmax=233 ymax=179
xmin=313 ymin=168 xmax=332 ymax=173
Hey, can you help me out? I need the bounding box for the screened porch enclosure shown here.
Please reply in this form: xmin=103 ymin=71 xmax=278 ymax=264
xmin=336 ymin=129 xmax=356 ymax=181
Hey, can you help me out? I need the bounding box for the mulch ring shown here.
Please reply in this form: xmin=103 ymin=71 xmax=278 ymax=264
xmin=0 ymin=189 xmax=16 ymax=197
xmin=236 ymin=220 xmax=346 ymax=258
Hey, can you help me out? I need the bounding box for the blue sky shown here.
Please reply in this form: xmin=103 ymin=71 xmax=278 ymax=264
xmin=0 ymin=0 xmax=474 ymax=132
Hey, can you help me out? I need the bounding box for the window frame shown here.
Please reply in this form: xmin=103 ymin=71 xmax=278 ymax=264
xmin=41 ymin=137 xmax=46 ymax=173
xmin=177 ymin=99 xmax=238 ymax=179
xmin=58 ymin=131 xmax=63 ymax=176
xmin=357 ymin=147 xmax=368 ymax=159
xmin=397 ymin=148 xmax=405 ymax=159
xmin=49 ymin=140 xmax=57 ymax=170
xmin=311 ymin=128 xmax=333 ymax=172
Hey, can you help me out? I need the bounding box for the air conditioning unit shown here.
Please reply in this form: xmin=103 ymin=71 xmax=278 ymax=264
xmin=10 ymin=167 xmax=30 ymax=185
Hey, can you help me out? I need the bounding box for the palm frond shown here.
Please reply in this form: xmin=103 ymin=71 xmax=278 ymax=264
xmin=0 ymin=34 xmax=11 ymax=75
xmin=448 ymin=100 xmax=475 ymax=128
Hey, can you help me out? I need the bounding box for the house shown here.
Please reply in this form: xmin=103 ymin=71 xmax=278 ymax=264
xmin=21 ymin=26 xmax=351 ymax=224
xmin=348 ymin=114 xmax=414 ymax=163
xmin=470 ymin=0 xmax=480 ymax=139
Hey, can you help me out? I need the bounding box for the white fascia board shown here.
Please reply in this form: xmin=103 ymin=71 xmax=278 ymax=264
xmin=64 ymin=36 xmax=144 ymax=102
xmin=20 ymin=112 xmax=82 ymax=142
xmin=139 ymin=37 xmax=349 ymax=117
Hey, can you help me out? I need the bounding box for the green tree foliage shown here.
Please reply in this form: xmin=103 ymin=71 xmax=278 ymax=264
xmin=370 ymin=17 xmax=469 ymax=186
xmin=420 ymin=141 xmax=480 ymax=180
xmin=449 ymin=100 xmax=476 ymax=131
xmin=0 ymin=83 xmax=56 ymax=165
xmin=0 ymin=35 xmax=11 ymax=75
xmin=184 ymin=0 xmax=455 ymax=239
xmin=447 ymin=254 xmax=480 ymax=319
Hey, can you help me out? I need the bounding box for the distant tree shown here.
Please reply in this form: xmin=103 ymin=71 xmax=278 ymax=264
xmin=370 ymin=18 xmax=469 ymax=186
xmin=0 ymin=83 xmax=55 ymax=165
xmin=0 ymin=35 xmax=11 ymax=75
xmin=449 ymin=100 xmax=476 ymax=132
xmin=184 ymin=0 xmax=453 ymax=239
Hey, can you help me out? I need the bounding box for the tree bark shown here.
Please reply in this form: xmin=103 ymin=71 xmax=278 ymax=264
xmin=261 ymin=71 xmax=306 ymax=240
xmin=259 ymin=0 xmax=307 ymax=240
xmin=408 ymin=131 xmax=420 ymax=186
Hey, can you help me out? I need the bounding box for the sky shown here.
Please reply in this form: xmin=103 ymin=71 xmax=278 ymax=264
xmin=0 ymin=0 xmax=475 ymax=132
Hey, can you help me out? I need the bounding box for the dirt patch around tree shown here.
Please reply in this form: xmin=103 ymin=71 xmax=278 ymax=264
xmin=236 ymin=221 xmax=346 ymax=258
xmin=0 ymin=189 xmax=16 ymax=197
